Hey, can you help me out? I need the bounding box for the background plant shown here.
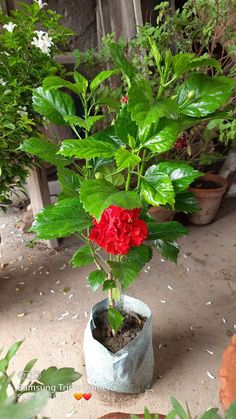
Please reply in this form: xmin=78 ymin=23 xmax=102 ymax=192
xmin=0 ymin=0 xmax=73 ymax=207
xmin=0 ymin=340 xmax=81 ymax=419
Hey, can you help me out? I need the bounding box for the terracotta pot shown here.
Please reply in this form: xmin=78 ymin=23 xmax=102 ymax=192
xmin=148 ymin=206 xmax=175 ymax=222
xmin=219 ymin=335 xmax=236 ymax=411
xmin=99 ymin=413 xmax=165 ymax=419
xmin=187 ymin=173 xmax=227 ymax=225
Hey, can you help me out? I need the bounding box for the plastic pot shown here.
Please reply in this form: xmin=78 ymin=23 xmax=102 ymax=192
xmin=84 ymin=295 xmax=154 ymax=394
xmin=187 ymin=173 xmax=227 ymax=225
xmin=148 ymin=206 xmax=175 ymax=222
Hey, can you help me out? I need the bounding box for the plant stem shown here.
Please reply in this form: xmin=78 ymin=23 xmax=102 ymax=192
xmin=137 ymin=149 xmax=147 ymax=189
xmin=125 ymin=169 xmax=131 ymax=191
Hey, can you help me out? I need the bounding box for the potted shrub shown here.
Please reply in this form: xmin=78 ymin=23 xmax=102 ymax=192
xmin=21 ymin=40 xmax=235 ymax=393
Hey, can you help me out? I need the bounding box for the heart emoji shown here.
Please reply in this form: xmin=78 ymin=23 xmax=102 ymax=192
xmin=83 ymin=393 xmax=92 ymax=401
xmin=74 ymin=393 xmax=83 ymax=401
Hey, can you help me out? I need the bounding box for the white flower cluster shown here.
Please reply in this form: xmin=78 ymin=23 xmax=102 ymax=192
xmin=33 ymin=0 xmax=47 ymax=9
xmin=3 ymin=22 xmax=17 ymax=33
xmin=0 ymin=78 xmax=7 ymax=86
xmin=17 ymin=106 xmax=28 ymax=117
xmin=31 ymin=31 xmax=53 ymax=55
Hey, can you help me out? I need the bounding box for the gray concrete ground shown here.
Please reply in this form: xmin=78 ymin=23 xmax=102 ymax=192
xmin=0 ymin=192 xmax=235 ymax=419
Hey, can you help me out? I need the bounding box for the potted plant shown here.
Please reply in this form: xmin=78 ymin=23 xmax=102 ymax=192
xmin=0 ymin=0 xmax=72 ymax=208
xmin=21 ymin=38 xmax=235 ymax=393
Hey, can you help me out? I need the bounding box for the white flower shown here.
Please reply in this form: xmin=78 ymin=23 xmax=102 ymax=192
xmin=3 ymin=22 xmax=17 ymax=33
xmin=0 ymin=78 xmax=7 ymax=86
xmin=33 ymin=0 xmax=47 ymax=8
xmin=31 ymin=31 xmax=53 ymax=55
xmin=17 ymin=106 xmax=28 ymax=117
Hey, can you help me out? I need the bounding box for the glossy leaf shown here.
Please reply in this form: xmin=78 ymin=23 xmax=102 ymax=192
xmin=147 ymin=221 xmax=187 ymax=241
xmin=108 ymin=307 xmax=124 ymax=333
xmin=20 ymin=137 xmax=69 ymax=167
xmin=33 ymin=87 xmax=76 ymax=125
xmin=156 ymin=161 xmax=202 ymax=192
xmin=42 ymin=75 xmax=85 ymax=96
xmin=128 ymin=76 xmax=153 ymax=126
xmin=88 ymin=270 xmax=106 ymax=292
xmin=58 ymin=167 xmax=81 ymax=200
xmin=59 ymin=139 xmax=116 ymax=159
xmin=174 ymin=191 xmax=201 ymax=213
xmin=173 ymin=53 xmax=221 ymax=77
xmin=114 ymin=105 xmax=138 ymax=144
xmin=110 ymin=43 xmax=136 ymax=79
xmin=37 ymin=367 xmax=81 ymax=392
xmin=63 ymin=115 xmax=104 ymax=131
xmin=31 ymin=197 xmax=92 ymax=240
xmin=82 ymin=126 xmax=123 ymax=148
xmin=70 ymin=245 xmax=93 ymax=268
xmin=80 ymin=179 xmax=141 ymax=220
xmin=115 ymin=148 xmax=141 ymax=170
xmin=143 ymin=120 xmax=181 ymax=154
xmin=73 ymin=71 xmax=88 ymax=91
xmin=177 ymin=74 xmax=236 ymax=117
xmin=90 ymin=69 xmax=119 ymax=91
xmin=141 ymin=165 xmax=175 ymax=207
xmin=154 ymin=239 xmax=179 ymax=263
xmin=95 ymin=164 xmax=125 ymax=187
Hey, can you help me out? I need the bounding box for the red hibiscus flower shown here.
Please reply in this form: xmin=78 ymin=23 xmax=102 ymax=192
xmin=174 ymin=135 xmax=187 ymax=149
xmin=89 ymin=205 xmax=148 ymax=255
xmin=121 ymin=95 xmax=128 ymax=104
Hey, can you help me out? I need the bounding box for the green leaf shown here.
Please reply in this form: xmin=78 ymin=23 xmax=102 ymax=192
xmin=0 ymin=360 xmax=8 ymax=374
xmin=128 ymin=76 xmax=153 ymax=127
xmin=108 ymin=307 xmax=124 ymax=333
xmin=19 ymin=358 xmax=37 ymax=387
xmin=147 ymin=221 xmax=187 ymax=241
xmin=88 ymin=270 xmax=106 ymax=292
xmin=156 ymin=162 xmax=202 ymax=192
xmin=143 ymin=120 xmax=181 ymax=154
xmin=90 ymin=69 xmax=119 ymax=91
xmin=103 ymin=280 xmax=116 ymax=291
xmin=5 ymin=340 xmax=23 ymax=361
xmin=200 ymin=407 xmax=221 ymax=419
xmin=180 ymin=111 xmax=231 ymax=131
xmin=85 ymin=126 xmax=124 ymax=148
xmin=31 ymin=197 xmax=92 ymax=240
xmin=170 ymin=398 xmax=188 ymax=419
xmin=154 ymin=239 xmax=180 ymax=263
xmin=141 ymin=165 xmax=175 ymax=207
xmin=42 ymin=75 xmax=85 ymax=96
xmin=37 ymin=367 xmax=81 ymax=392
xmin=115 ymin=148 xmax=141 ymax=170
xmin=114 ymin=105 xmax=138 ymax=144
xmin=0 ymin=376 xmax=9 ymax=402
xmin=80 ymin=179 xmax=142 ymax=220
xmin=110 ymin=43 xmax=136 ymax=79
xmin=174 ymin=191 xmax=201 ymax=213
xmin=108 ymin=245 xmax=152 ymax=289
xmin=63 ymin=115 xmax=104 ymax=131
xmin=96 ymin=164 xmax=125 ymax=187
xmin=0 ymin=390 xmax=49 ymax=419
xmin=225 ymin=401 xmax=236 ymax=419
xmin=71 ymin=245 xmax=93 ymax=268
xmin=33 ymin=87 xmax=76 ymax=125
xmin=173 ymin=53 xmax=221 ymax=77
xmin=58 ymin=167 xmax=81 ymax=200
xmin=73 ymin=71 xmax=88 ymax=92
xmin=20 ymin=137 xmax=70 ymax=167
xmin=177 ymin=74 xmax=236 ymax=117
xmin=59 ymin=139 xmax=116 ymax=159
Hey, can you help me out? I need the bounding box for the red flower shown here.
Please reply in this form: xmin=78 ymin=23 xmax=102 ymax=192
xmin=89 ymin=205 xmax=148 ymax=255
xmin=121 ymin=95 xmax=128 ymax=104
xmin=174 ymin=135 xmax=187 ymax=150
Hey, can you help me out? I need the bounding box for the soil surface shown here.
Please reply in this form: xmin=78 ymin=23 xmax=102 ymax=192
xmin=191 ymin=179 xmax=221 ymax=189
xmin=0 ymin=185 xmax=235 ymax=418
xmin=93 ymin=310 xmax=146 ymax=353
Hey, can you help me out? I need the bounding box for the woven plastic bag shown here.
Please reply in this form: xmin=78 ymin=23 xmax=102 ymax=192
xmin=84 ymin=295 xmax=154 ymax=393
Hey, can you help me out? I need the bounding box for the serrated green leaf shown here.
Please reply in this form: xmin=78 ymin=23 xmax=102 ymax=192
xmin=147 ymin=221 xmax=187 ymax=241
xmin=143 ymin=120 xmax=181 ymax=154
xmin=141 ymin=165 xmax=175 ymax=207
xmin=128 ymin=76 xmax=153 ymax=126
xmin=64 ymin=115 xmax=104 ymax=131
xmin=20 ymin=137 xmax=70 ymax=167
xmin=108 ymin=307 xmax=124 ymax=333
xmin=156 ymin=162 xmax=202 ymax=192
xmin=73 ymin=71 xmax=88 ymax=91
xmin=90 ymin=69 xmax=119 ymax=91
xmin=173 ymin=53 xmax=221 ymax=77
xmin=37 ymin=367 xmax=81 ymax=392
xmin=110 ymin=43 xmax=136 ymax=79
xmin=59 ymin=139 xmax=116 ymax=159
xmin=96 ymin=164 xmax=125 ymax=187
xmin=32 ymin=87 xmax=76 ymax=125
xmin=114 ymin=105 xmax=138 ymax=144
xmin=58 ymin=167 xmax=81 ymax=200
xmin=154 ymin=239 xmax=180 ymax=263
xmin=88 ymin=270 xmax=106 ymax=292
xmin=42 ymin=75 xmax=85 ymax=96
xmin=174 ymin=191 xmax=201 ymax=213
xmin=177 ymin=74 xmax=236 ymax=117
xmin=71 ymin=245 xmax=93 ymax=268
xmin=80 ymin=179 xmax=141 ymax=220
xmin=115 ymin=148 xmax=141 ymax=170
xmin=31 ymin=197 xmax=92 ymax=240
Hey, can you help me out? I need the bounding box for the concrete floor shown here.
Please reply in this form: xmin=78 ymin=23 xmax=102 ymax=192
xmin=0 ymin=192 xmax=235 ymax=419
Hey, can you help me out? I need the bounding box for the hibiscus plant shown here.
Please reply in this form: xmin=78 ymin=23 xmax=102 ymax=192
xmin=20 ymin=40 xmax=235 ymax=335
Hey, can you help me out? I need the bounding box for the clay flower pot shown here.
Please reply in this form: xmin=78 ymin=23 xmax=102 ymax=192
xmin=148 ymin=206 xmax=175 ymax=222
xmin=187 ymin=173 xmax=227 ymax=225
xmin=99 ymin=413 xmax=165 ymax=419
xmin=219 ymin=335 xmax=236 ymax=411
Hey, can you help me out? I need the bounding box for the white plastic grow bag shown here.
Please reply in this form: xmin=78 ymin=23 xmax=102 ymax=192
xmin=84 ymin=295 xmax=154 ymax=393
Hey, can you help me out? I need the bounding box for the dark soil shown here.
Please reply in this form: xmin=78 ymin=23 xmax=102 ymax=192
xmin=191 ymin=179 xmax=222 ymax=189
xmin=93 ymin=310 xmax=146 ymax=353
